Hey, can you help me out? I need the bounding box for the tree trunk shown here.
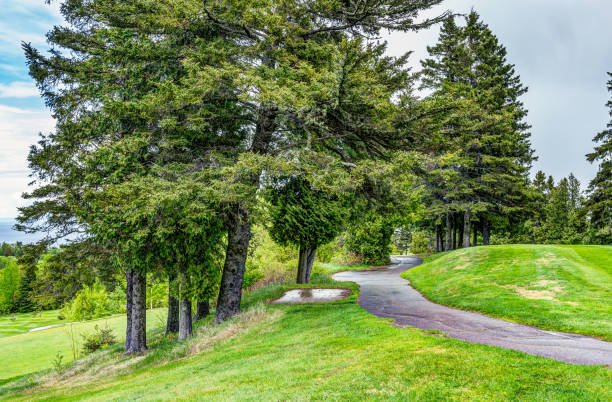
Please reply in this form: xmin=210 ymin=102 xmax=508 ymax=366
xmin=165 ymin=273 xmax=179 ymax=335
xmin=215 ymin=205 xmax=251 ymax=323
xmin=178 ymin=299 xmax=192 ymax=340
xmin=126 ymin=269 xmax=147 ymax=354
xmin=463 ymin=208 xmax=471 ymax=248
xmin=452 ymin=215 xmax=457 ymax=250
xmin=296 ymin=246 xmax=317 ymax=284
xmin=125 ymin=269 xmax=133 ymax=351
xmin=435 ymin=224 xmax=441 ymax=252
xmin=483 ymin=219 xmax=490 ymax=246
xmin=194 ymin=300 xmax=210 ymax=321
xmin=445 ymin=213 xmax=452 ymax=251
xmin=458 ymin=220 xmax=464 ymax=248
xmin=473 ymin=222 xmax=478 ymax=246
xmin=178 ymin=266 xmax=193 ymax=340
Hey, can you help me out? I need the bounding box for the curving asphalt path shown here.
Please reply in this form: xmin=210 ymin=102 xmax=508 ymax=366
xmin=332 ymin=256 xmax=612 ymax=366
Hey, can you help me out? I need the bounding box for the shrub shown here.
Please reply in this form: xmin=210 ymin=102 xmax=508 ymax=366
xmin=315 ymin=241 xmax=335 ymax=263
xmin=81 ymin=324 xmax=117 ymax=354
xmin=409 ymin=231 xmax=431 ymax=254
xmin=344 ymin=217 xmax=394 ymax=266
xmin=0 ymin=257 xmax=20 ymax=314
xmin=62 ymin=282 xmax=111 ymax=321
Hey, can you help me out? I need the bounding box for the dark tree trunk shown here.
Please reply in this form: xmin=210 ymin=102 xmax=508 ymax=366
xmin=215 ymin=205 xmax=251 ymax=323
xmin=296 ymin=246 xmax=317 ymax=284
xmin=165 ymin=274 xmax=179 ymax=335
xmin=445 ymin=213 xmax=452 ymax=251
xmin=125 ymin=269 xmax=133 ymax=351
xmin=214 ymin=105 xmax=276 ymax=324
xmin=458 ymin=219 xmax=464 ymax=249
xmin=483 ymin=219 xmax=490 ymax=246
xmin=127 ymin=269 xmax=147 ymax=354
xmin=178 ymin=298 xmax=192 ymax=340
xmin=194 ymin=300 xmax=210 ymax=321
xmin=463 ymin=208 xmax=471 ymax=248
xmin=452 ymin=214 xmax=457 ymax=250
xmin=473 ymin=222 xmax=478 ymax=246
xmin=435 ymin=224 xmax=442 ymax=252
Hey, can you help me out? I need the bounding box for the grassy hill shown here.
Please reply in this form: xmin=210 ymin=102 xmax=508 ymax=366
xmin=0 ymin=273 xmax=610 ymax=400
xmin=0 ymin=309 xmax=166 ymax=382
xmin=402 ymin=245 xmax=612 ymax=341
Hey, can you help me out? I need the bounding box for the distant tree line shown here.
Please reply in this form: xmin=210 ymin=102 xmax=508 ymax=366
xmin=0 ymin=242 xmax=24 ymax=258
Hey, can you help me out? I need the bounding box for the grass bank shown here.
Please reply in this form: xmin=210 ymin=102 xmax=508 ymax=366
xmin=0 ymin=309 xmax=166 ymax=382
xmin=0 ymin=270 xmax=610 ymax=400
xmin=402 ymin=245 xmax=612 ymax=340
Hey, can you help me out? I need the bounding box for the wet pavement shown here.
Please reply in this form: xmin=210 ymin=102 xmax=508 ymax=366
xmin=332 ymin=256 xmax=612 ymax=366
xmin=273 ymin=288 xmax=351 ymax=304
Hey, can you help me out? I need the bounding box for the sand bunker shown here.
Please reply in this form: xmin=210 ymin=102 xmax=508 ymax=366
xmin=273 ymin=288 xmax=350 ymax=304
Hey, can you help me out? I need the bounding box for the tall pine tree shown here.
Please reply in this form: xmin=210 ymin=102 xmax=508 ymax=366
xmin=419 ymin=11 xmax=535 ymax=246
xmin=585 ymin=73 xmax=612 ymax=244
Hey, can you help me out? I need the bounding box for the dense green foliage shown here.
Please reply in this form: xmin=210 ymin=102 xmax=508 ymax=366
xmin=415 ymin=12 xmax=535 ymax=248
xmin=267 ymin=178 xmax=348 ymax=251
xmin=61 ymin=282 xmax=114 ymax=321
xmin=17 ymin=0 xmax=444 ymax=340
xmin=585 ymin=73 xmax=612 ymax=244
xmin=0 ymin=257 xmax=20 ymax=314
xmin=344 ymin=214 xmax=395 ymax=265
xmin=81 ymin=325 xmax=118 ymax=355
xmin=403 ymin=245 xmax=612 ymax=340
xmin=409 ymin=230 xmax=431 ymax=254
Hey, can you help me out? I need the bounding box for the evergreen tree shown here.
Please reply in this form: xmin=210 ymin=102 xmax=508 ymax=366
xmin=18 ymin=0 xmax=238 ymax=351
xmin=585 ymin=73 xmax=612 ymax=244
xmin=544 ymin=178 xmax=571 ymax=242
xmin=267 ymin=178 xmax=348 ymax=284
xmin=419 ymin=11 xmax=535 ymax=246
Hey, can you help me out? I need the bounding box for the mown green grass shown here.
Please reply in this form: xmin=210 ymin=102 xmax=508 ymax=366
xmin=403 ymin=245 xmax=612 ymax=340
xmin=0 ymin=309 xmax=166 ymax=381
xmin=1 ymin=273 xmax=610 ymax=401
xmin=0 ymin=310 xmax=65 ymax=338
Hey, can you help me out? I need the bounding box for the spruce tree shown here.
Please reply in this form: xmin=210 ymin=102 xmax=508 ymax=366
xmin=267 ymin=178 xmax=348 ymax=284
xmin=585 ymin=73 xmax=612 ymax=244
xmin=419 ymin=11 xmax=535 ymax=245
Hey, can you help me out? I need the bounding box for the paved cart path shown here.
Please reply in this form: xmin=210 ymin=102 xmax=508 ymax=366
xmin=332 ymin=256 xmax=612 ymax=366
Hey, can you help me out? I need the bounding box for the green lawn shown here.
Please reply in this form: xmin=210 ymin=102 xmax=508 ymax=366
xmin=0 ymin=275 xmax=610 ymax=401
xmin=0 ymin=310 xmax=65 ymax=338
xmin=402 ymin=245 xmax=612 ymax=340
xmin=0 ymin=309 xmax=166 ymax=382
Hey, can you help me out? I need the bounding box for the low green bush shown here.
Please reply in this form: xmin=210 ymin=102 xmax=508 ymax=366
xmin=81 ymin=324 xmax=117 ymax=354
xmin=62 ymin=282 xmax=112 ymax=321
xmin=409 ymin=231 xmax=431 ymax=254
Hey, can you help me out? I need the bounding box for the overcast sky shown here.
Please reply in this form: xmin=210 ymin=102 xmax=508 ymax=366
xmin=0 ymin=1 xmax=611 ymax=218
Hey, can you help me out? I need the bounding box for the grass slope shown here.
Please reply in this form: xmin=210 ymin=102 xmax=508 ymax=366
xmin=402 ymin=245 xmax=612 ymax=340
xmin=0 ymin=309 xmax=166 ymax=382
xmin=0 ymin=275 xmax=610 ymax=401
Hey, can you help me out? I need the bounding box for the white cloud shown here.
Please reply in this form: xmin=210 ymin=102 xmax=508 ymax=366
xmin=0 ymin=104 xmax=55 ymax=218
xmin=0 ymin=81 xmax=38 ymax=98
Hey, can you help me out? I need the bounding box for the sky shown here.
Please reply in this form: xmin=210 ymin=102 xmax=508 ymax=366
xmin=0 ymin=1 xmax=611 ymax=219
